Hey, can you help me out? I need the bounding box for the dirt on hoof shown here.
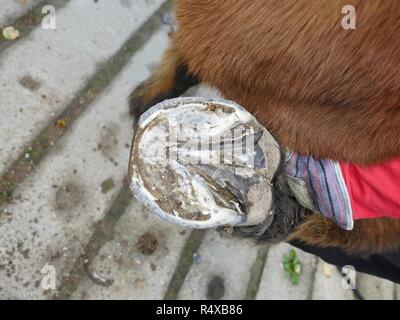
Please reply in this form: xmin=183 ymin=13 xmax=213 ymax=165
xmin=135 ymin=232 xmax=158 ymax=255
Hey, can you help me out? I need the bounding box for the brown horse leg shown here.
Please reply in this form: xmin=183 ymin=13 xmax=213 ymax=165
xmin=290 ymin=214 xmax=400 ymax=255
xmin=129 ymin=37 xmax=199 ymax=122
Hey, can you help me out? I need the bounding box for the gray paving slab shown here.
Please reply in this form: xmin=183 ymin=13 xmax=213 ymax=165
xmin=0 ymin=25 xmax=170 ymax=299
xmin=177 ymin=230 xmax=259 ymax=300
xmin=256 ymin=243 xmax=317 ymax=300
xmin=311 ymin=259 xmax=354 ymax=300
xmin=0 ymin=0 xmax=165 ymax=174
xmin=357 ymin=272 xmax=394 ymax=300
xmin=71 ymin=199 xmax=189 ymax=299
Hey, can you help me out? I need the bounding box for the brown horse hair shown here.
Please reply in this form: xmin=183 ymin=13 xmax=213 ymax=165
xmin=129 ymin=0 xmax=400 ymax=255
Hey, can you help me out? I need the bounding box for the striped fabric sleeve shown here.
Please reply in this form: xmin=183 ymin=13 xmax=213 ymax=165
xmin=284 ymin=152 xmax=354 ymax=230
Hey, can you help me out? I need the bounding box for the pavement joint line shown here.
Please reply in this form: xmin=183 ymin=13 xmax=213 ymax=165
xmin=244 ymin=244 xmax=270 ymax=300
xmin=55 ymin=182 xmax=133 ymax=299
xmin=0 ymin=0 xmax=71 ymax=54
xmin=163 ymin=230 xmax=207 ymax=300
xmin=307 ymin=258 xmax=319 ymax=300
xmin=0 ymin=0 xmax=172 ymax=208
